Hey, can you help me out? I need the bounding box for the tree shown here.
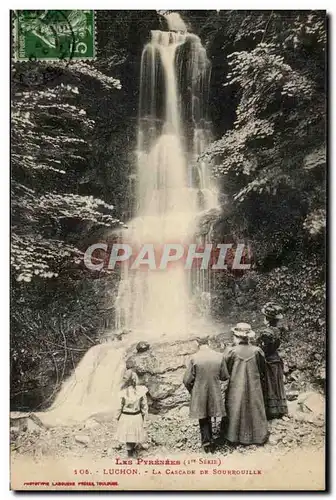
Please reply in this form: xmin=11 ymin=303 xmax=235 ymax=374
xmin=11 ymin=57 xmax=124 ymax=409
xmin=10 ymin=11 xmax=168 ymax=411
xmin=199 ymin=11 xmax=326 ymax=375
xmin=201 ymin=11 xmax=326 ymax=262
xmin=11 ymin=61 xmax=123 ymax=282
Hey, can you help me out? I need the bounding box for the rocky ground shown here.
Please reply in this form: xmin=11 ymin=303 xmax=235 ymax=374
xmin=10 ymin=391 xmax=325 ymax=462
xmin=10 ymin=332 xmax=325 ymax=489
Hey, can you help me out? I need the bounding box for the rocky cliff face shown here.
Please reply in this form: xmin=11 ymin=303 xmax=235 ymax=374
xmin=125 ymin=332 xmax=229 ymax=413
xmin=124 ymin=325 xmax=323 ymax=416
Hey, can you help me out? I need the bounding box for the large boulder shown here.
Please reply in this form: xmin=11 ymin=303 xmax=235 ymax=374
xmin=126 ymin=333 xmax=229 ymax=413
xmin=297 ymin=391 xmax=325 ymax=415
xmin=126 ymin=339 xmax=197 ymax=412
xmin=288 ymin=390 xmax=325 ymax=423
xmin=153 ymin=384 xmax=192 ymax=413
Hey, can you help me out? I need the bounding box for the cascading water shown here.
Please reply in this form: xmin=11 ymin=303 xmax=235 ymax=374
xmin=29 ymin=14 xmax=219 ymax=427
xmin=35 ymin=343 xmax=125 ymax=426
xmin=116 ymin=15 xmax=219 ymax=339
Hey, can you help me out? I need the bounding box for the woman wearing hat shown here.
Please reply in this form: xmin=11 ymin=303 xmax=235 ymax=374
xmin=258 ymin=302 xmax=288 ymax=419
xmin=223 ymin=323 xmax=268 ymax=446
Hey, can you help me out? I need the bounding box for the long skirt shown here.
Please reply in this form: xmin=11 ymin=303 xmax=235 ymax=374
xmin=264 ymin=361 xmax=288 ymax=419
xmin=225 ymin=377 xmax=268 ymax=445
xmin=115 ymin=413 xmax=146 ymax=443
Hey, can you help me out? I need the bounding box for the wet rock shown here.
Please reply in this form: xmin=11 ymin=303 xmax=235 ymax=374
xmin=75 ymin=435 xmax=90 ymax=446
xmin=136 ymin=341 xmax=150 ymax=353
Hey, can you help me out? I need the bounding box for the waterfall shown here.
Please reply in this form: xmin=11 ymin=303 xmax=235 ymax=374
xmin=116 ymin=15 xmax=219 ymax=339
xmin=29 ymin=14 xmax=219 ymax=427
xmin=35 ymin=344 xmax=125 ymax=427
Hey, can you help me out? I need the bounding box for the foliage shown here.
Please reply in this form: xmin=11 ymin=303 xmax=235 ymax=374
xmin=202 ymin=11 xmax=326 ymax=388
xmin=303 ymin=208 xmax=326 ymax=236
xmin=10 ymin=11 xmax=163 ymax=411
xmin=11 ymin=61 xmax=123 ymax=283
xmin=210 ymin=255 xmax=325 ymax=386
xmin=201 ymin=10 xmax=326 ymax=262
xmin=10 ymin=274 xmax=119 ymax=410
xmin=249 ymin=258 xmax=325 ymax=383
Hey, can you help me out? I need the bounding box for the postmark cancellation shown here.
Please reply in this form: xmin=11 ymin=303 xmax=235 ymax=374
xmin=13 ymin=10 xmax=96 ymax=62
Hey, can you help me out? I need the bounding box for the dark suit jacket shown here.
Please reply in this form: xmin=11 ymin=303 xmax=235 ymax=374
xmin=183 ymin=346 xmax=229 ymax=419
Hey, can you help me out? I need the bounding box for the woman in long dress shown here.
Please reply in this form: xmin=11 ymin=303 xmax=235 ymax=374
xmin=258 ymin=302 xmax=288 ymax=419
xmin=224 ymin=322 xmax=268 ymax=445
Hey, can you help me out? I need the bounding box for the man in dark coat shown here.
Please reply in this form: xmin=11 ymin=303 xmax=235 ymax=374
xmin=183 ymin=336 xmax=229 ymax=452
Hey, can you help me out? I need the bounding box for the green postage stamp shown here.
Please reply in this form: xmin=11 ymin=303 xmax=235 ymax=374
xmin=14 ymin=10 xmax=96 ymax=61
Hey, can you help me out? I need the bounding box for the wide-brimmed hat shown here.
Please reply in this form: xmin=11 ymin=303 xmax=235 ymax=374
xmin=261 ymin=302 xmax=284 ymax=320
xmin=231 ymin=322 xmax=255 ymax=339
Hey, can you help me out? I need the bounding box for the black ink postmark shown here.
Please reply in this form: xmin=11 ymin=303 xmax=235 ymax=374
xmin=12 ymin=10 xmax=95 ymax=87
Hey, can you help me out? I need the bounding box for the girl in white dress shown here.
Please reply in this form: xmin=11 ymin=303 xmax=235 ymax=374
xmin=115 ymin=369 xmax=148 ymax=457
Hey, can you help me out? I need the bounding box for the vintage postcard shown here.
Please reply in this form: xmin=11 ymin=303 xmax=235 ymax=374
xmin=10 ymin=9 xmax=326 ymax=491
